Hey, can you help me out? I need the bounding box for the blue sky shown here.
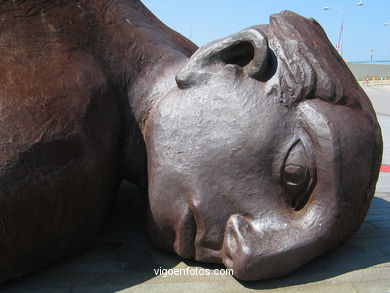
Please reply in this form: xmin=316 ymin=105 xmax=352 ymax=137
xmin=142 ymin=0 xmax=390 ymax=62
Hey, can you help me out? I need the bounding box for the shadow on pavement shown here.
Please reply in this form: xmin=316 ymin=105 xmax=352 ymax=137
xmin=2 ymin=180 xmax=181 ymax=292
xmin=2 ymin=183 xmax=389 ymax=292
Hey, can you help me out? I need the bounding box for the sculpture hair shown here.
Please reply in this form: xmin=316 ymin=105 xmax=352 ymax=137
xmin=266 ymin=11 xmax=363 ymax=109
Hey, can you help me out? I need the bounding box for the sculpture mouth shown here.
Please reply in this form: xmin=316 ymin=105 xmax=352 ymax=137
xmin=221 ymin=228 xmax=236 ymax=269
xmin=173 ymin=204 xmax=197 ymax=259
xmin=173 ymin=203 xmax=224 ymax=262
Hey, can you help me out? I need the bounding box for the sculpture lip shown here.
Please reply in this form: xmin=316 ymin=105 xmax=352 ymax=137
xmin=221 ymin=226 xmax=236 ymax=269
xmin=173 ymin=203 xmax=225 ymax=262
xmin=194 ymin=245 xmax=223 ymax=263
xmin=173 ymin=204 xmax=197 ymax=259
xmin=189 ymin=203 xmax=224 ymax=263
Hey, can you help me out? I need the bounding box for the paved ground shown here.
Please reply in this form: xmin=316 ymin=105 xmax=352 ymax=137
xmin=1 ymin=86 xmax=390 ymax=293
xmin=3 ymin=182 xmax=389 ymax=293
xmin=377 ymin=115 xmax=390 ymax=165
xmin=365 ymin=85 xmax=390 ymax=193
xmin=363 ymin=85 xmax=390 ymax=116
xmin=377 ymin=114 xmax=390 ymax=192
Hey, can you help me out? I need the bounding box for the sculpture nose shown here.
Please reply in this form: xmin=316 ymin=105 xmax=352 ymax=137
xmin=223 ymin=215 xmax=246 ymax=269
xmin=222 ymin=214 xmax=267 ymax=280
xmin=223 ymin=213 xmax=302 ymax=281
xmin=221 ymin=211 xmax=328 ymax=281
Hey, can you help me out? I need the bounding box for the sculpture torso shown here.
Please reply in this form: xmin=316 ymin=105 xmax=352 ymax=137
xmin=0 ymin=0 xmax=195 ymax=282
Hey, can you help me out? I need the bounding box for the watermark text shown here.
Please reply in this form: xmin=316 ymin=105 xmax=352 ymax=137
xmin=154 ymin=267 xmax=233 ymax=278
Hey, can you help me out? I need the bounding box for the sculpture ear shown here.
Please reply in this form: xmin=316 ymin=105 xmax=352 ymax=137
xmin=176 ymin=29 xmax=269 ymax=88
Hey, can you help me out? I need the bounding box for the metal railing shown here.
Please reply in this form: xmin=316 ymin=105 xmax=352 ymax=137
xmin=358 ymin=76 xmax=390 ymax=86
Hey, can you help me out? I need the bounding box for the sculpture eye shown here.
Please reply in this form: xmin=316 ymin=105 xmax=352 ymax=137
xmin=281 ymin=139 xmax=315 ymax=210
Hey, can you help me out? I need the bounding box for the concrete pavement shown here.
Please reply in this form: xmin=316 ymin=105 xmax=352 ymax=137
xmin=3 ymin=181 xmax=390 ymax=293
xmin=1 ymin=86 xmax=390 ymax=293
xmin=365 ymin=85 xmax=390 ymax=194
xmin=377 ymin=114 xmax=390 ymax=193
xmin=363 ymin=85 xmax=390 ymax=116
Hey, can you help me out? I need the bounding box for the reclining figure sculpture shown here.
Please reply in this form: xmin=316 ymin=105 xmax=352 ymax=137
xmin=0 ymin=0 xmax=382 ymax=282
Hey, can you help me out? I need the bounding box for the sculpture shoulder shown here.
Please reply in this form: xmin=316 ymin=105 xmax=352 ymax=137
xmin=0 ymin=17 xmax=111 ymax=168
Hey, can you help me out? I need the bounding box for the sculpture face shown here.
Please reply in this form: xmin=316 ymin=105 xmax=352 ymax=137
xmin=145 ymin=11 xmax=382 ymax=280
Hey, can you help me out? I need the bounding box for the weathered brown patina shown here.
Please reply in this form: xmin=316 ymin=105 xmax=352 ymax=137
xmin=0 ymin=0 xmax=382 ymax=282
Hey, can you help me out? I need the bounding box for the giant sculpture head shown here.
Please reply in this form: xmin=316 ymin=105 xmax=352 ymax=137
xmin=144 ymin=11 xmax=382 ymax=280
